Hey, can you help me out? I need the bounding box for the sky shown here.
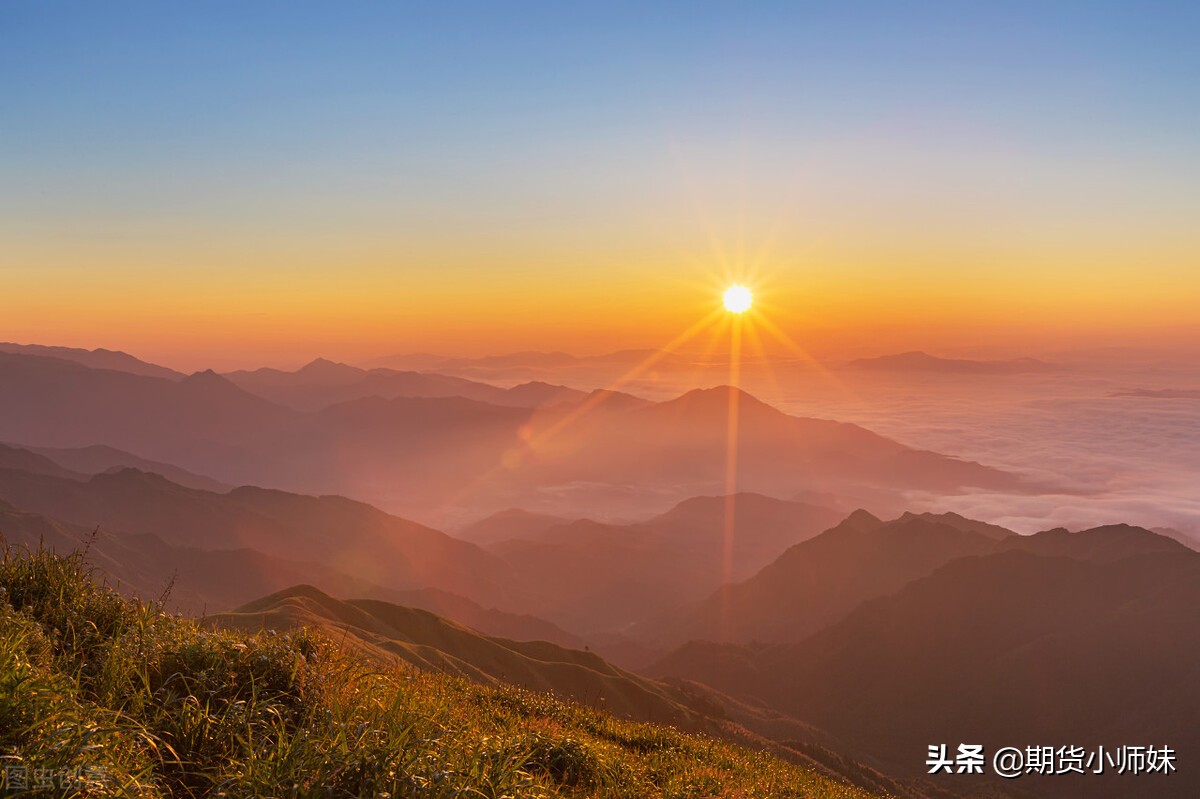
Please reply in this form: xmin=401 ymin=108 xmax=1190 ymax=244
xmin=2 ymin=1 xmax=1199 ymax=370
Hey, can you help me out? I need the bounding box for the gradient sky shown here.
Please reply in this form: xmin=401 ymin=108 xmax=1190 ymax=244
xmin=3 ymin=1 xmax=1199 ymax=369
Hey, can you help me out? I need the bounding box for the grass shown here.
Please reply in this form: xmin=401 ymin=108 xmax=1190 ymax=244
xmin=0 ymin=546 xmax=884 ymax=798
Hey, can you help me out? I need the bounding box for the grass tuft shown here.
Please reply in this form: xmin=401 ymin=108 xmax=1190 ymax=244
xmin=0 ymin=546 xmax=882 ymax=798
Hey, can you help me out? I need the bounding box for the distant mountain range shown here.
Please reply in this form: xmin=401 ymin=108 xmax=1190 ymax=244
xmin=846 ymin=351 xmax=1060 ymax=374
xmin=223 ymin=357 xmax=589 ymax=411
xmin=0 ymin=446 xmax=847 ymax=644
xmin=0 ymin=342 xmax=185 ymax=380
xmin=1110 ymin=387 xmax=1200 ymax=399
xmin=0 ymin=350 xmax=1027 ymax=522
xmin=0 ymin=458 xmax=513 ymax=607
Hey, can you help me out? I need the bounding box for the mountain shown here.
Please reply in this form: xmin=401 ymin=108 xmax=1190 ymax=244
xmin=636 ymin=510 xmax=1014 ymax=646
xmin=0 ymin=465 xmax=513 ymax=607
xmin=847 ymin=351 xmax=1059 ymax=374
xmin=482 ymin=494 xmax=845 ymax=635
xmin=224 ymin=357 xmax=589 ymax=411
xmin=0 ymin=352 xmax=299 ymax=486
xmin=210 ymin=584 xmax=726 ymax=730
xmin=994 ymin=522 xmax=1192 ymax=561
xmin=650 ymin=526 xmax=1200 ymax=798
xmin=21 ymin=443 xmax=231 ymax=492
xmin=0 ymin=351 xmax=1025 ymax=523
xmin=0 ymin=442 xmax=86 ymax=481
xmin=365 ymin=350 xmax=584 ymax=371
xmin=208 ymin=582 xmax=910 ymax=795
xmin=382 ymin=587 xmax=586 ymax=649
xmin=492 ymin=386 xmax=1021 ymax=523
xmin=0 ymin=342 xmax=184 ymax=379
xmin=1153 ymin=526 xmax=1200 ymax=551
xmin=0 ymin=496 xmax=588 ymax=652
xmin=0 ymin=497 xmax=380 ymax=612
xmin=455 ymin=507 xmax=575 ymax=547
xmin=362 ymin=348 xmax=697 ymax=386
xmin=0 ymin=548 xmax=890 ymax=799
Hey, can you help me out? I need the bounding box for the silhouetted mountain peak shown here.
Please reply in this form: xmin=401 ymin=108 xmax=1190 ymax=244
xmin=183 ymin=368 xmax=232 ymax=386
xmin=88 ymin=466 xmax=181 ymax=491
xmin=849 ymin=351 xmax=1058 ymax=374
xmin=180 ymin=368 xmax=291 ymax=410
xmin=999 ymin=523 xmax=1193 ymax=562
xmin=898 ymin=510 xmax=1014 ymax=540
xmin=236 ymin=582 xmax=335 ymax=613
xmin=0 ymin=342 xmax=184 ymax=379
xmin=296 ymin=358 xmax=363 ymax=379
xmin=841 ymin=509 xmax=883 ymax=531
xmin=652 ymin=386 xmax=779 ymax=420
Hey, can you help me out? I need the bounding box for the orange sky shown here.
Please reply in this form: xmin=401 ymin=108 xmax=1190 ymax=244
xmin=6 ymin=235 xmax=1199 ymax=371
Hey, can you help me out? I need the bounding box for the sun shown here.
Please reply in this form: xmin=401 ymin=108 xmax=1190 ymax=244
xmin=722 ymin=284 xmax=753 ymax=314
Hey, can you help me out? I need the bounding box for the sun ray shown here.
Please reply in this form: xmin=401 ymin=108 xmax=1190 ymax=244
xmin=529 ymin=306 xmax=726 ymax=446
xmin=742 ymin=315 xmax=786 ymax=403
xmin=751 ymin=311 xmax=858 ymax=400
xmin=720 ymin=312 xmax=744 ymax=642
xmin=436 ymin=306 xmax=728 ymax=514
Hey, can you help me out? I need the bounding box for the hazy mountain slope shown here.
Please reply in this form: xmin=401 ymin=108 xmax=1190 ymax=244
xmin=224 ymin=357 xmax=588 ymax=411
xmin=771 ymin=549 xmax=1199 ymax=797
xmin=0 ymin=443 xmax=87 ymax=481
xmin=0 ymin=498 xmax=576 ymax=645
xmin=501 ymin=380 xmax=589 ymax=407
xmin=0 ymin=352 xmax=299 ymax=485
xmin=0 ymin=342 xmax=184 ymax=379
xmin=638 ymin=510 xmax=1011 ymax=646
xmin=23 ymin=443 xmax=232 ymax=492
xmin=454 ymin=508 xmax=575 ymax=546
xmin=486 ymin=493 xmax=845 ymax=633
xmin=846 ymin=351 xmax=1059 ymax=374
xmin=547 ymin=386 xmax=1019 ymax=492
xmin=650 ymin=527 xmax=1200 ymax=798
xmin=0 ymin=465 xmax=513 ymax=606
xmin=384 ymin=586 xmax=586 ymax=649
xmin=0 ymin=498 xmax=383 ymax=612
xmin=0 ymin=351 xmax=1025 ymax=522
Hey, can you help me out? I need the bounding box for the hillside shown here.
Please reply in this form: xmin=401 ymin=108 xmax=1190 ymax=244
xmin=0 ymin=465 xmax=513 ymax=607
xmin=486 ymin=493 xmax=846 ymax=634
xmin=636 ymin=511 xmax=1013 ymax=646
xmin=0 ymin=547 xmax=883 ymax=798
xmin=651 ymin=528 xmax=1200 ymax=798
xmin=211 ymin=584 xmax=720 ymax=731
xmin=24 ymin=443 xmax=232 ymax=492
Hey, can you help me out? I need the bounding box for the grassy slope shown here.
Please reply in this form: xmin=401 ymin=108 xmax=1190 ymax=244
xmin=0 ymin=548 xmax=883 ymax=799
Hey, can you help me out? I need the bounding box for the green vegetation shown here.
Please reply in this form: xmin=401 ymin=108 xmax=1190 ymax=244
xmin=0 ymin=547 xmax=882 ymax=798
